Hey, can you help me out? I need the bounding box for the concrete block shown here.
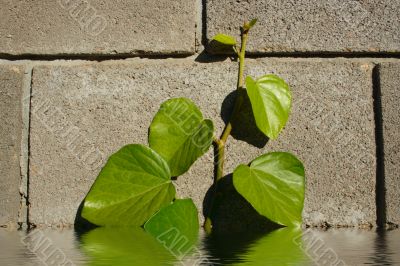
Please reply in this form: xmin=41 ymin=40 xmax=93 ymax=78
xmin=0 ymin=65 xmax=24 ymax=226
xmin=207 ymin=0 xmax=400 ymax=53
xmin=29 ymin=58 xmax=375 ymax=227
xmin=380 ymin=62 xmax=400 ymax=225
xmin=0 ymin=0 xmax=196 ymax=56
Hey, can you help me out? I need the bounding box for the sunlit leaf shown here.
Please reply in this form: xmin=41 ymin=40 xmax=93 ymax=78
xmin=82 ymin=144 xmax=175 ymax=226
xmin=233 ymin=152 xmax=305 ymax=227
xmin=149 ymin=98 xmax=214 ymax=176
xmin=246 ymin=74 xmax=291 ymax=140
xmin=212 ymin=34 xmax=237 ymax=46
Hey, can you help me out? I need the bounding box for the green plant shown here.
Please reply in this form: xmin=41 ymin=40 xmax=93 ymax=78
xmin=80 ymin=19 xmax=305 ymax=244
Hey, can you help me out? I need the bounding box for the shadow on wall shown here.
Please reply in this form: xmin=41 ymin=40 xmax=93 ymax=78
xmin=195 ymin=40 xmax=236 ymax=63
xmin=74 ymin=201 xmax=97 ymax=233
xmin=221 ymin=90 xmax=269 ymax=148
xmin=203 ymin=174 xmax=281 ymax=235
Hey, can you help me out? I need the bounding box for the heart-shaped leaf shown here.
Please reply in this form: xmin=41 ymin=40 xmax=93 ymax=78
xmin=233 ymin=152 xmax=305 ymax=227
xmin=82 ymin=144 xmax=176 ymax=226
xmin=212 ymin=34 xmax=237 ymax=46
xmin=246 ymin=75 xmax=291 ymax=140
xmin=144 ymin=199 xmax=199 ymax=257
xmin=149 ymin=98 xmax=214 ymax=176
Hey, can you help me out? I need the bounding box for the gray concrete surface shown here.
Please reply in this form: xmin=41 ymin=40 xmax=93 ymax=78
xmin=29 ymin=58 xmax=376 ymax=227
xmin=0 ymin=65 xmax=24 ymax=227
xmin=380 ymin=63 xmax=400 ymax=226
xmin=207 ymin=0 xmax=400 ymax=53
xmin=0 ymin=0 xmax=196 ymax=56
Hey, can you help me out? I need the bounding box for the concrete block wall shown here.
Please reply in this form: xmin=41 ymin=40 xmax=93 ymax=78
xmin=0 ymin=0 xmax=399 ymax=229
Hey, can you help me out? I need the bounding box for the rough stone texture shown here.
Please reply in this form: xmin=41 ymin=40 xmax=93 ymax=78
xmin=0 ymin=0 xmax=196 ymax=56
xmin=0 ymin=65 xmax=24 ymax=226
xmin=380 ymin=63 xmax=400 ymax=225
xmin=29 ymin=58 xmax=375 ymax=227
xmin=207 ymin=0 xmax=400 ymax=53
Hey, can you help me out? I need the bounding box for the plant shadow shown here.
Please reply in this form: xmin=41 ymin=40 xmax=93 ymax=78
xmin=74 ymin=200 xmax=97 ymax=235
xmin=202 ymin=227 xmax=267 ymax=265
xmin=203 ymin=174 xmax=282 ymax=235
xmin=221 ymin=90 xmax=269 ymax=148
xmin=195 ymin=49 xmax=234 ymax=63
xmin=195 ymin=39 xmax=237 ymax=63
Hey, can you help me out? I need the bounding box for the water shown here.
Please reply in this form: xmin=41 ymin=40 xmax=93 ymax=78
xmin=0 ymin=227 xmax=399 ymax=265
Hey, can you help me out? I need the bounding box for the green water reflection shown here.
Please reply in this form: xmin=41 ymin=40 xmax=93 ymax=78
xmin=234 ymin=228 xmax=309 ymax=265
xmin=203 ymin=227 xmax=309 ymax=265
xmin=79 ymin=227 xmax=310 ymax=265
xmin=80 ymin=227 xmax=177 ymax=265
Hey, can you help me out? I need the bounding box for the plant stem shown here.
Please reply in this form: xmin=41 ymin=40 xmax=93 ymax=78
xmin=215 ymin=28 xmax=248 ymax=181
xmin=204 ymin=27 xmax=249 ymax=234
xmin=237 ymin=30 xmax=248 ymax=88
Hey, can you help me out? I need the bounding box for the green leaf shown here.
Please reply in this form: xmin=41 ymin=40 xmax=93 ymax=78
xmin=82 ymin=144 xmax=176 ymax=226
xmin=244 ymin=18 xmax=258 ymax=30
xmin=249 ymin=18 xmax=258 ymax=28
xmin=212 ymin=34 xmax=237 ymax=46
xmin=233 ymin=152 xmax=305 ymax=227
xmin=149 ymin=98 xmax=214 ymax=176
xmin=235 ymin=228 xmax=308 ymax=265
xmin=144 ymin=199 xmax=199 ymax=257
xmin=81 ymin=227 xmax=177 ymax=266
xmin=246 ymin=75 xmax=291 ymax=140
